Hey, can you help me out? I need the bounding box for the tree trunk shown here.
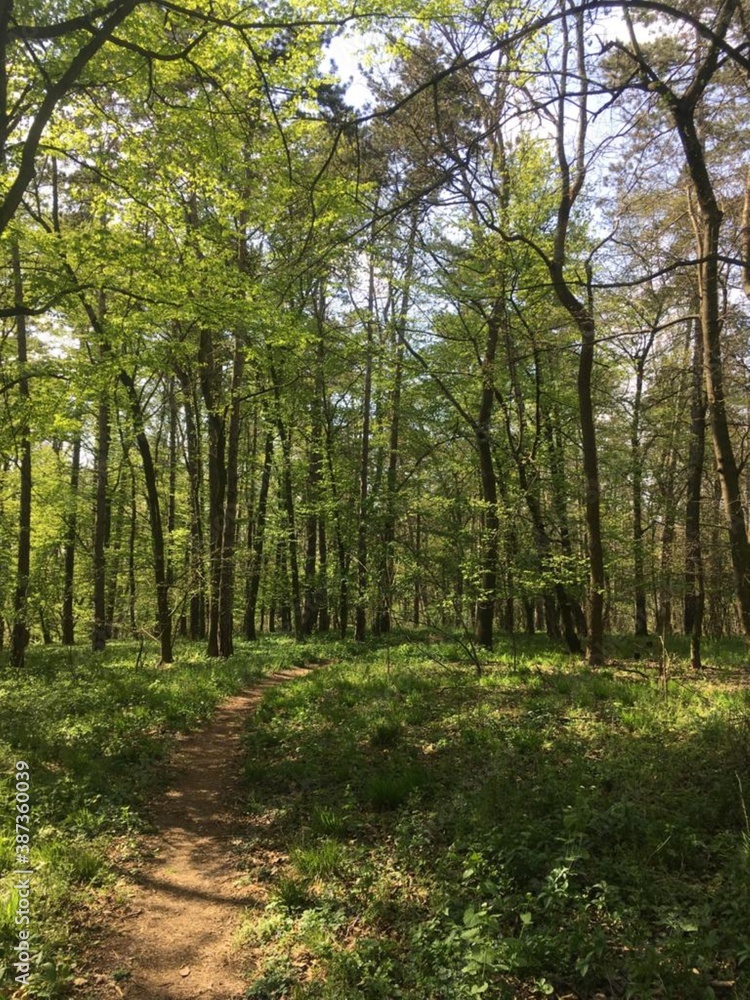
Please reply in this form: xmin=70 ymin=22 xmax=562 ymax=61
xmin=656 ymin=440 xmax=678 ymax=637
xmin=61 ymin=433 xmax=81 ymax=646
xmin=167 ymin=378 xmax=178 ymax=596
xmin=119 ymin=371 xmax=173 ymax=664
xmin=244 ymin=430 xmax=274 ymax=641
xmin=274 ymin=405 xmax=303 ymax=640
xmin=548 ymin=9 xmax=604 ymax=665
xmin=631 ymin=347 xmax=650 ymax=637
xmin=544 ymin=399 xmax=587 ymax=635
xmin=92 ymin=344 xmax=110 ymax=653
xmin=199 ymin=327 xmax=226 ymax=658
xmin=128 ymin=462 xmax=137 ymax=635
xmin=217 ymin=335 xmax=245 ymax=657
xmin=355 ymin=270 xmax=375 ymax=642
xmin=318 ymin=517 xmax=330 ymax=632
xmin=413 ymin=509 xmax=422 ymax=626
xmin=10 ymin=243 xmax=31 ymax=668
xmin=684 ymin=315 xmax=706 ymax=669
xmin=474 ymin=304 xmax=504 ymax=650
xmin=177 ymin=370 xmax=206 ymax=640
xmin=105 ymin=467 xmax=125 ymax=638
xmin=375 ymin=214 xmax=417 ymax=635
xmin=675 ymin=102 xmax=750 ymax=638
xmin=706 ymin=475 xmax=727 ymax=637
xmin=570 ymin=307 xmax=604 ymax=664
xmin=302 ymin=338 xmax=326 ymax=635
xmin=323 ymin=410 xmax=349 ymax=637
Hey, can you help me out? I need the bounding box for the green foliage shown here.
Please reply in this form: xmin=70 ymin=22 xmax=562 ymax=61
xmin=272 ymin=875 xmax=317 ymax=914
xmin=236 ymin=636 xmax=750 ymax=999
xmin=292 ymin=839 xmax=347 ymax=879
xmin=0 ymin=638 xmax=288 ymax=995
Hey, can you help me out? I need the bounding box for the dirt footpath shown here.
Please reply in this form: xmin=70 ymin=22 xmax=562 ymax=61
xmin=78 ymin=667 xmax=312 ymax=1000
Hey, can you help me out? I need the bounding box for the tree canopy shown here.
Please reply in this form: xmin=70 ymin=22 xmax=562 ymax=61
xmin=1 ymin=0 xmax=749 ymax=668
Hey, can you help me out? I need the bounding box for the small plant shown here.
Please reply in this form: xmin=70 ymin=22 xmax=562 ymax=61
xmin=310 ymin=805 xmax=348 ymax=837
xmin=271 ymin=874 xmax=315 ymax=912
xmin=38 ymin=840 xmax=106 ymax=884
xmin=244 ymin=958 xmax=297 ymax=1000
xmin=26 ymin=957 xmax=74 ymax=1000
xmin=292 ymin=839 xmax=345 ymax=879
xmin=370 ymin=717 xmax=404 ymax=748
xmin=365 ymin=767 xmax=422 ymax=811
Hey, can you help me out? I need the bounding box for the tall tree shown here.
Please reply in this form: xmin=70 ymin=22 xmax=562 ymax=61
xmin=9 ymin=242 xmax=32 ymax=668
xmin=613 ymin=0 xmax=750 ymax=638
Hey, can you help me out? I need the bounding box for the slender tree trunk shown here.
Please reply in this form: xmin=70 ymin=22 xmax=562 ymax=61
xmin=742 ymin=165 xmax=750 ymax=299
xmin=177 ymin=371 xmax=206 ymax=640
xmin=275 ymin=535 xmax=292 ymax=632
xmin=199 ymin=328 xmax=226 ymax=658
xmin=128 ymin=463 xmax=137 ymax=636
xmin=631 ymin=347 xmax=651 ymax=637
xmin=573 ymin=313 xmax=604 ymax=664
xmin=302 ymin=338 xmax=326 ymax=635
xmin=323 ymin=412 xmax=349 ymax=637
xmin=0 ymin=0 xmax=11 ymax=170
xmin=92 ymin=318 xmax=110 ymax=653
xmin=657 ymin=441 xmax=678 ymax=637
xmin=39 ymin=608 xmax=52 ymax=645
xmin=273 ymin=391 xmax=303 ymax=640
xmin=548 ymin=8 xmax=604 ymax=665
xmin=244 ymin=431 xmax=274 ymax=640
xmin=105 ymin=468 xmax=125 ymax=638
xmin=684 ymin=315 xmax=706 ymax=669
xmin=217 ymin=335 xmax=245 ymax=657
xmin=706 ymin=475 xmax=726 ymax=637
xmin=167 ymin=378 xmax=178 ymax=595
xmin=355 ymin=270 xmax=375 ymax=642
xmin=472 ymin=301 xmax=507 ymax=650
xmin=0 ymin=464 xmax=6 ymax=650
xmin=336 ymin=534 xmax=349 ymax=636
xmin=318 ymin=518 xmax=330 ymax=632
xmin=675 ymin=102 xmax=750 ymax=638
xmin=375 ymin=215 xmax=417 ymax=635
xmin=544 ymin=400 xmax=587 ymax=635
xmin=413 ymin=509 xmax=422 ymax=626
xmin=61 ymin=433 xmax=81 ymax=645
xmin=10 ymin=243 xmax=31 ymax=668
xmin=475 ymin=428 xmax=499 ymax=650
xmin=119 ymin=372 xmax=173 ymax=664
xmin=374 ymin=340 xmax=403 ymax=636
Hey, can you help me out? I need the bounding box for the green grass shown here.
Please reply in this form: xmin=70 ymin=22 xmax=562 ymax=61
xmin=0 ymin=636 xmax=308 ymax=998
xmin=235 ymin=636 xmax=750 ymax=1000
xmin=2 ymin=632 xmax=749 ymax=999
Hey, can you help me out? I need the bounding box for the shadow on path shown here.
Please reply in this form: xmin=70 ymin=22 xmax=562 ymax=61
xmin=77 ymin=666 xmax=316 ymax=1000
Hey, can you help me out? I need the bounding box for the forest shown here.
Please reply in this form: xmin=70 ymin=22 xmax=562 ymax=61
xmin=0 ymin=0 xmax=749 ymax=666
xmin=1 ymin=0 xmax=750 ymax=998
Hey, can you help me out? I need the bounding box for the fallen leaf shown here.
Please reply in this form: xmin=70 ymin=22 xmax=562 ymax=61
xmin=179 ymin=966 xmax=191 ymax=978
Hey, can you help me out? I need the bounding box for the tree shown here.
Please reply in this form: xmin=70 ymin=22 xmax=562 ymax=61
xmin=609 ymin=0 xmax=750 ymax=639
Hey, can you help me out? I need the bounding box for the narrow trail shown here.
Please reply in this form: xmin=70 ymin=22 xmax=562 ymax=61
xmin=78 ymin=667 xmax=313 ymax=1000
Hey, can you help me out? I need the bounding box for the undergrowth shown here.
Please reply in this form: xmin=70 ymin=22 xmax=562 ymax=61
xmin=0 ymin=636 xmax=307 ymax=998
xmin=236 ymin=636 xmax=750 ymax=1000
xmin=1 ymin=632 xmax=748 ymax=999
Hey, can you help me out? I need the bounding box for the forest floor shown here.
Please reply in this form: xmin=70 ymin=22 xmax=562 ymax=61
xmin=1 ymin=634 xmax=750 ymax=1000
xmin=74 ymin=667 xmax=314 ymax=1000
